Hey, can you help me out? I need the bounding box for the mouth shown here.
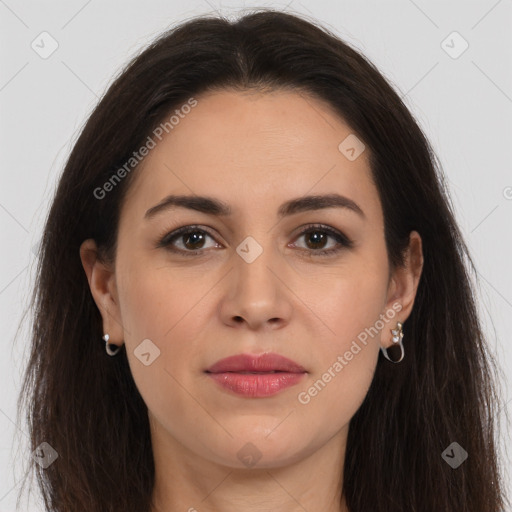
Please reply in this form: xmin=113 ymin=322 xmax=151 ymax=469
xmin=205 ymin=353 xmax=307 ymax=397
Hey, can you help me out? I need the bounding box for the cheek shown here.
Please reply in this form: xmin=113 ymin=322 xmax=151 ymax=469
xmin=296 ymin=308 xmax=381 ymax=438
xmin=115 ymin=262 xmax=210 ymax=441
xmin=116 ymin=252 xmax=209 ymax=344
xmin=114 ymin=254 xmax=213 ymax=397
xmin=295 ymin=258 xmax=387 ymax=426
xmin=309 ymin=256 xmax=389 ymax=348
xmin=295 ymin=346 xmax=378 ymax=447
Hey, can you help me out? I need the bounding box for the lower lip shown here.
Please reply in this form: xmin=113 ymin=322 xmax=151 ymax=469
xmin=206 ymin=372 xmax=306 ymax=397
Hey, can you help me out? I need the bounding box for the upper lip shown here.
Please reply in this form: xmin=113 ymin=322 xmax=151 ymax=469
xmin=205 ymin=353 xmax=307 ymax=374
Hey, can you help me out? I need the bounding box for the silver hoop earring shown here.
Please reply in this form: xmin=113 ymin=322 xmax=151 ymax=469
xmin=380 ymin=321 xmax=404 ymax=363
xmin=103 ymin=333 xmax=121 ymax=356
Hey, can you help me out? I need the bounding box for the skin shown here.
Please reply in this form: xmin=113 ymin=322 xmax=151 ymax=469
xmin=80 ymin=89 xmax=423 ymax=512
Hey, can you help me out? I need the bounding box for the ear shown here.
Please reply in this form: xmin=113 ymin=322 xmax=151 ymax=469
xmin=79 ymin=239 xmax=124 ymax=349
xmin=381 ymin=230 xmax=424 ymax=348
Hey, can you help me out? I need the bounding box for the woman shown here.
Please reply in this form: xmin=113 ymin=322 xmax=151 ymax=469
xmin=16 ymin=9 xmax=508 ymax=512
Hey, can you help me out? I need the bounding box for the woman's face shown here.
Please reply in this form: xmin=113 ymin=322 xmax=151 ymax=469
xmin=83 ymin=89 xmax=421 ymax=470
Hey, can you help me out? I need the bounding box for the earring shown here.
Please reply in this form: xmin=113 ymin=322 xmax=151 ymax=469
xmin=380 ymin=321 xmax=404 ymax=363
xmin=103 ymin=333 xmax=121 ymax=356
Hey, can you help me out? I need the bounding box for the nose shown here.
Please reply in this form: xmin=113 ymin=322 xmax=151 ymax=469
xmin=219 ymin=242 xmax=293 ymax=331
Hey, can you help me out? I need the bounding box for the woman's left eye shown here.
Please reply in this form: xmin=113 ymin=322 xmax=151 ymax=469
xmin=291 ymin=225 xmax=354 ymax=255
xmin=157 ymin=224 xmax=353 ymax=256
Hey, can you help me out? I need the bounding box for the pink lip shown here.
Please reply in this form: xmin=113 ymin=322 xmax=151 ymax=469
xmin=205 ymin=353 xmax=307 ymax=398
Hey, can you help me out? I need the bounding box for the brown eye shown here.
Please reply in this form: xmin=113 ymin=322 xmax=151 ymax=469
xmin=291 ymin=224 xmax=353 ymax=256
xmin=303 ymin=230 xmax=329 ymax=250
xmin=158 ymin=226 xmax=219 ymax=255
xmin=181 ymin=231 xmax=207 ymax=250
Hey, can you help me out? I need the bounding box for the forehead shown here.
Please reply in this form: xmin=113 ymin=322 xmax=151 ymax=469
xmin=121 ymin=89 xmax=381 ymax=223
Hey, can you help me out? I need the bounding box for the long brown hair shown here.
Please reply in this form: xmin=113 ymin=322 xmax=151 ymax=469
xmin=16 ymin=9 xmax=508 ymax=511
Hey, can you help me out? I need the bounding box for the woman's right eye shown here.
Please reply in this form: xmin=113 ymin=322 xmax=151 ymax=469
xmin=158 ymin=226 xmax=220 ymax=256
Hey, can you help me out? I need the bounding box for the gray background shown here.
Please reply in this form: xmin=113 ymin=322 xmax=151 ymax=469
xmin=1 ymin=0 xmax=511 ymax=509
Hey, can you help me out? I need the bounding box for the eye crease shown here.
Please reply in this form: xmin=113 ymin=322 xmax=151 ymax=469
xmin=156 ymin=223 xmax=354 ymax=257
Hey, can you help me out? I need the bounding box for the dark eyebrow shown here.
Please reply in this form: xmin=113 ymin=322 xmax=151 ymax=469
xmin=144 ymin=193 xmax=365 ymax=220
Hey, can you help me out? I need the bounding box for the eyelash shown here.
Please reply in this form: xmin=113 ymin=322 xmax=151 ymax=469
xmin=156 ymin=223 xmax=354 ymax=258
